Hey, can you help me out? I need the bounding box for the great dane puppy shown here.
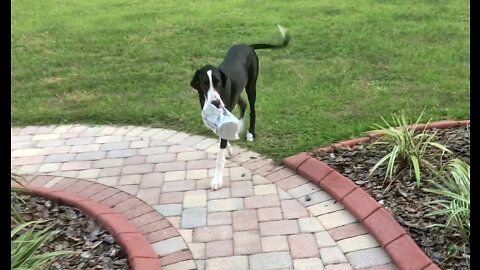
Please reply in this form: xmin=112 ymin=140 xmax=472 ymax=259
xmin=190 ymin=25 xmax=290 ymax=190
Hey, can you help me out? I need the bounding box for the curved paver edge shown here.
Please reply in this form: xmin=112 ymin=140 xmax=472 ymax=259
xmin=284 ymin=119 xmax=470 ymax=270
xmin=12 ymin=174 xmax=193 ymax=270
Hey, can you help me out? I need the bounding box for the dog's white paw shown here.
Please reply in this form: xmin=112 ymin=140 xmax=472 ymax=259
xmin=227 ymin=143 xmax=233 ymax=158
xmin=210 ymin=176 xmax=223 ymax=191
xmin=246 ymin=132 xmax=254 ymax=142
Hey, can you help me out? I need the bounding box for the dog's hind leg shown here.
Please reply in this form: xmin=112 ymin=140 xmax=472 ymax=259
xmin=238 ymin=96 xmax=247 ymax=120
xmin=245 ymin=85 xmax=256 ymax=142
xmin=245 ymin=58 xmax=258 ymax=142
xmin=236 ymin=97 xmax=247 ymax=141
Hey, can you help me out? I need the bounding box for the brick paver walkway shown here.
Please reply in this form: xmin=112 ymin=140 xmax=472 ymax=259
xmin=11 ymin=125 xmax=397 ymax=270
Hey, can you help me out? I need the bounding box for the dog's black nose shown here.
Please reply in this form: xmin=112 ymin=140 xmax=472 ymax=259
xmin=211 ymin=100 xmax=221 ymax=108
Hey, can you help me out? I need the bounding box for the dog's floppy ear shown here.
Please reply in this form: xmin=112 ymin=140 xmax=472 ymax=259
xmin=219 ymin=69 xmax=228 ymax=89
xmin=190 ymin=69 xmax=200 ymax=90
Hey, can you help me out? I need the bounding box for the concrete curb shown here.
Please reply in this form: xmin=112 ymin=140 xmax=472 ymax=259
xmin=13 ymin=177 xmax=163 ymax=270
xmin=283 ymin=119 xmax=470 ymax=270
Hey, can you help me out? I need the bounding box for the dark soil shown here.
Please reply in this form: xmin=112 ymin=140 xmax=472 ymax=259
xmin=314 ymin=126 xmax=470 ymax=270
xmin=11 ymin=192 xmax=130 ymax=270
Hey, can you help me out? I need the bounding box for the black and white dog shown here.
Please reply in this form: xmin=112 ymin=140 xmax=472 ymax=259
xmin=190 ymin=25 xmax=290 ymax=190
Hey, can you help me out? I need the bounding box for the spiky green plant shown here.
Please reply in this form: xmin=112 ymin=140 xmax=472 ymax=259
xmin=368 ymin=110 xmax=451 ymax=187
xmin=11 ymin=170 xmax=27 ymax=225
xmin=11 ymin=170 xmax=76 ymax=269
xmin=11 ymin=220 xmax=74 ymax=270
xmin=424 ymin=158 xmax=470 ymax=242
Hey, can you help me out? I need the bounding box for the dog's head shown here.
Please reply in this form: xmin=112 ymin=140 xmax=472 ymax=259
xmin=190 ymin=65 xmax=228 ymax=109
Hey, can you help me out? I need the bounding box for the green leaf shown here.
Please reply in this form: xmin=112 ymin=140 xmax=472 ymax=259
xmin=410 ymin=156 xmax=421 ymax=186
xmin=448 ymin=244 xmax=459 ymax=255
xmin=424 ymin=158 xmax=470 ymax=242
xmin=11 ymin=220 xmax=75 ymax=270
xmin=429 ymin=142 xmax=452 ymax=153
xmin=386 ymin=146 xmax=399 ymax=180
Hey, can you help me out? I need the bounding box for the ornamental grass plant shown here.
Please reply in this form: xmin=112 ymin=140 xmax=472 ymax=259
xmin=368 ymin=110 xmax=451 ymax=188
xmin=424 ymin=158 xmax=470 ymax=243
xmin=11 ymin=170 xmax=26 ymax=225
xmin=11 ymin=220 xmax=73 ymax=270
xmin=11 ymin=170 xmax=75 ymax=270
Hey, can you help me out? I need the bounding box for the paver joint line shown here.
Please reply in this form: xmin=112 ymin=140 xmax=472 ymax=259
xmin=384 ymin=232 xmax=409 ymax=249
xmin=295 ymin=154 xmax=313 ymax=172
xmin=318 ymin=169 xmax=334 ymax=183
xmin=359 ymin=206 xmax=382 ymax=223
xmin=339 ymin=186 xmax=358 ymax=203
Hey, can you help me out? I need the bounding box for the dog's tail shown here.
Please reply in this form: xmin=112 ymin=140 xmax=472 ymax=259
xmin=250 ymin=24 xmax=290 ymax=50
xmin=237 ymin=117 xmax=245 ymax=137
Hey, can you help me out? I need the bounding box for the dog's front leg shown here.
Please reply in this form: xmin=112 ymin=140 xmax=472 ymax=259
xmin=210 ymin=138 xmax=228 ymax=190
xmin=226 ymin=142 xmax=233 ymax=158
xmin=219 ymin=138 xmax=233 ymax=159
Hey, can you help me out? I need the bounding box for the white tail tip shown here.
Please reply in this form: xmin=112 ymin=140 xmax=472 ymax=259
xmin=237 ymin=117 xmax=245 ymax=136
xmin=277 ymin=24 xmax=288 ymax=39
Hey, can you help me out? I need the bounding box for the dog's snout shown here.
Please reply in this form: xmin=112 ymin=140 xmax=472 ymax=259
xmin=211 ymin=100 xmax=221 ymax=108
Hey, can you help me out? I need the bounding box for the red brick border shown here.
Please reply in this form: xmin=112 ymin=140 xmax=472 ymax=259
xmin=12 ymin=175 xmax=194 ymax=270
xmin=13 ymin=180 xmax=162 ymax=270
xmin=283 ymin=119 xmax=469 ymax=270
xmin=312 ymin=119 xmax=470 ymax=154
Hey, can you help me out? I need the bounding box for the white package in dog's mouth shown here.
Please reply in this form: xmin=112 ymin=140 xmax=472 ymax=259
xmin=201 ymin=103 xmax=240 ymax=141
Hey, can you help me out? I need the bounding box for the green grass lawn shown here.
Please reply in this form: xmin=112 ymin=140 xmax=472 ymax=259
xmin=11 ymin=0 xmax=470 ymax=163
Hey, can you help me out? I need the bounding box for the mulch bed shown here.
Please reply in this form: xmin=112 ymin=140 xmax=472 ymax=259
xmin=313 ymin=126 xmax=470 ymax=270
xmin=11 ymin=192 xmax=130 ymax=270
